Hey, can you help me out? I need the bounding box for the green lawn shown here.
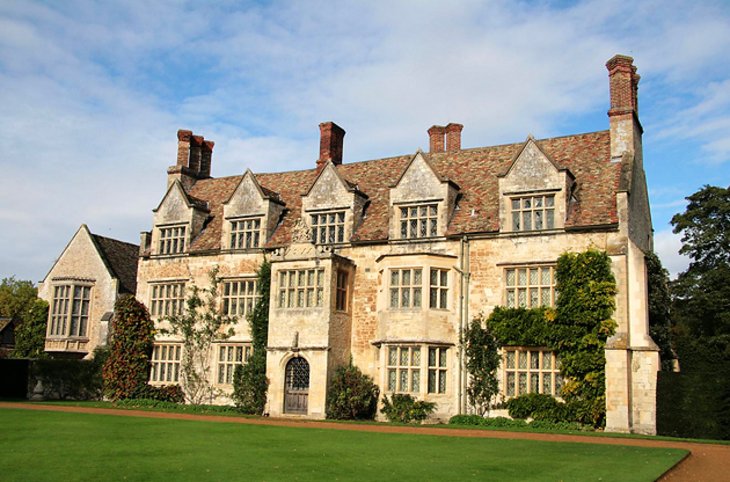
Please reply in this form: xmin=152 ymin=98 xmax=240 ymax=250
xmin=0 ymin=408 xmax=686 ymax=481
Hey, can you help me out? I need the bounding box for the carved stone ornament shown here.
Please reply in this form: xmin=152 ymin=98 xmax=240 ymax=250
xmin=290 ymin=218 xmax=312 ymax=244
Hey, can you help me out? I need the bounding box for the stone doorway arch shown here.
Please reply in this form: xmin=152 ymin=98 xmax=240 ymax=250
xmin=284 ymin=357 xmax=309 ymax=414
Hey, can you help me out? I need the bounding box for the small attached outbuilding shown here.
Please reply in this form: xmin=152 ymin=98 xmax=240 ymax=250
xmin=38 ymin=225 xmax=139 ymax=359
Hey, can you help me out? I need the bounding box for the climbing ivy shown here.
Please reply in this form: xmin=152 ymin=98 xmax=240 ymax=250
xmin=552 ymin=249 xmax=616 ymax=427
xmin=483 ymin=249 xmax=617 ymax=427
xmin=232 ymin=260 xmax=271 ymax=414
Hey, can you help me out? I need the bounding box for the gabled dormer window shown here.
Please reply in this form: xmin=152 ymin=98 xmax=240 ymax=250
xmin=159 ymin=225 xmax=186 ymax=255
xmin=311 ymin=210 xmax=345 ymax=244
xmin=511 ymin=195 xmax=555 ymax=231
xmin=399 ymin=203 xmax=437 ymax=239
xmin=230 ymin=217 xmax=262 ymax=249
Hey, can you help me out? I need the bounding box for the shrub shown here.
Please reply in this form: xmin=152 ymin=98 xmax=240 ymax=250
xmin=232 ymin=352 xmax=268 ymax=414
xmin=381 ymin=394 xmax=436 ymax=424
xmin=505 ymin=393 xmax=573 ymax=422
xmin=30 ymin=358 xmax=104 ymax=400
xmin=137 ymin=384 xmax=185 ymax=403
xmin=326 ymin=361 xmax=379 ymax=420
xmin=103 ymin=295 xmax=154 ymax=401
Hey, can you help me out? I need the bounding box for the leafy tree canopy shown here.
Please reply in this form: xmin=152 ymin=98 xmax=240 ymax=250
xmin=671 ymin=185 xmax=730 ymax=271
xmin=0 ymin=277 xmax=38 ymax=321
xmin=671 ymin=185 xmax=730 ymax=339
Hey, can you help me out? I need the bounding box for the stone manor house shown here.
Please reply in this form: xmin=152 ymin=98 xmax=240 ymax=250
xmin=39 ymin=55 xmax=658 ymax=434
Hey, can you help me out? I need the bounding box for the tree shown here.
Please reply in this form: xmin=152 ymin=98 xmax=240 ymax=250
xmin=671 ymin=185 xmax=730 ymax=271
xmin=233 ymin=260 xmax=270 ymax=413
xmin=646 ymin=251 xmax=675 ymax=370
xmin=671 ymin=185 xmax=730 ymax=340
xmin=11 ymin=299 xmax=49 ymax=359
xmin=103 ymin=295 xmax=155 ymax=400
xmin=464 ymin=318 xmax=500 ymax=416
xmin=1 ymin=277 xmax=49 ymax=358
xmin=163 ymin=267 xmax=235 ymax=405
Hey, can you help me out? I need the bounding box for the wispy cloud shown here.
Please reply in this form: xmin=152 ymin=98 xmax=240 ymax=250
xmin=1 ymin=0 xmax=729 ymax=282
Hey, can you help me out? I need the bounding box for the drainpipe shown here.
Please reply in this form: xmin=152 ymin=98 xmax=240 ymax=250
xmin=457 ymin=235 xmax=471 ymax=414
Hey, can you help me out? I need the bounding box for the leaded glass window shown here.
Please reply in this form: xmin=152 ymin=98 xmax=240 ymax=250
xmin=428 ymin=347 xmax=447 ymax=394
xmin=158 ymin=225 xmax=186 ymax=255
xmin=222 ymin=279 xmax=259 ymax=318
xmin=429 ymin=268 xmax=448 ymax=309
xmin=150 ymin=282 xmax=185 ymax=317
xmin=311 ymin=211 xmax=346 ymax=244
xmin=150 ymin=343 xmax=182 ymax=383
xmin=386 ymin=346 xmax=420 ymax=393
xmin=216 ymin=344 xmax=252 ymax=385
xmin=502 ymin=348 xmax=561 ymax=398
xmin=389 ymin=268 xmax=422 ymax=309
xmin=230 ymin=218 xmax=262 ymax=249
xmin=505 ymin=265 xmax=555 ymax=308
xmin=399 ymin=204 xmax=438 ymax=239
xmin=48 ymin=284 xmax=91 ymax=338
xmin=511 ymin=195 xmax=555 ymax=231
xmin=277 ymin=269 xmax=325 ymax=308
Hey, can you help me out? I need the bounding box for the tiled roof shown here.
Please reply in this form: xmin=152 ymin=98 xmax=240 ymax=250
xmin=187 ymin=130 xmax=619 ymax=252
xmin=91 ymin=234 xmax=139 ymax=294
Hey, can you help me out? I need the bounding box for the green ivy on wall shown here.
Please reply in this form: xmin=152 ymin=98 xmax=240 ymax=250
xmin=484 ymin=249 xmax=617 ymax=427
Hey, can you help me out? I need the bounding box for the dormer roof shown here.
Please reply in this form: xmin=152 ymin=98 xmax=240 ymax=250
xmin=183 ymin=130 xmax=618 ymax=252
xmin=153 ymin=179 xmax=209 ymax=213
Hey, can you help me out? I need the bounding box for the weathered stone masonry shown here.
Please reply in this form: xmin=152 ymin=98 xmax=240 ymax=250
xmin=130 ymin=54 xmax=657 ymax=433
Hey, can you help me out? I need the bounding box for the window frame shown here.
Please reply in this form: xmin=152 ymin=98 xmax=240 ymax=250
xmin=277 ymin=268 xmax=325 ymax=309
xmin=216 ymin=343 xmax=252 ymax=385
xmin=150 ymin=343 xmax=182 ymax=384
xmin=48 ymin=282 xmax=92 ymax=339
xmin=335 ymin=270 xmax=349 ymax=312
xmin=510 ymin=194 xmax=555 ymax=232
xmin=389 ymin=267 xmax=423 ymax=310
xmin=310 ymin=210 xmax=346 ymax=245
xmin=504 ymin=265 xmax=556 ymax=308
xmin=502 ymin=347 xmax=562 ymax=398
xmin=229 ymin=217 xmax=263 ymax=250
xmin=398 ymin=203 xmax=438 ymax=239
xmin=429 ymin=268 xmax=449 ymax=310
xmin=384 ymin=344 xmax=450 ymax=396
xmin=149 ymin=282 xmax=186 ymax=318
xmin=222 ymin=278 xmax=259 ymax=319
xmin=158 ymin=224 xmax=187 ymax=255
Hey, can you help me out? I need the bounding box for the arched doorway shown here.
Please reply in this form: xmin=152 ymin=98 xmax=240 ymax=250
xmin=284 ymin=357 xmax=309 ymax=414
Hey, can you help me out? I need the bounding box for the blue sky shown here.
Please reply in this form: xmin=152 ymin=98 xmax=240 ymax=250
xmin=1 ymin=0 xmax=728 ymax=283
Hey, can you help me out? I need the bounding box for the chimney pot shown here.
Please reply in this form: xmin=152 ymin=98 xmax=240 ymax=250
xmin=445 ymin=123 xmax=463 ymax=152
xmin=318 ymin=121 xmax=346 ymax=169
xmin=428 ymin=125 xmax=446 ymax=153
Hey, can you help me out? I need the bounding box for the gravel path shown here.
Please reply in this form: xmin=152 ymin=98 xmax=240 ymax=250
xmin=2 ymin=402 xmax=726 ymax=481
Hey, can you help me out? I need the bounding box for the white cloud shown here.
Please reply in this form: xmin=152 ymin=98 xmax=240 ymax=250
xmin=653 ymin=229 xmax=690 ymax=279
xmin=0 ymin=0 xmax=729 ymax=282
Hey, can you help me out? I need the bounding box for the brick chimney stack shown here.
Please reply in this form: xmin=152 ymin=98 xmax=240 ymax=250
xmin=607 ymin=54 xmax=640 ymax=117
xmin=317 ymin=121 xmax=346 ymax=170
xmin=169 ymin=129 xmax=213 ymax=189
xmin=606 ymin=55 xmax=642 ymax=160
xmin=445 ymin=123 xmax=463 ymax=152
xmin=428 ymin=125 xmax=446 ymax=153
xmin=176 ymin=129 xmax=193 ymax=167
xmin=201 ymin=140 xmax=214 ymax=178
xmin=188 ymin=135 xmax=204 ymax=173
